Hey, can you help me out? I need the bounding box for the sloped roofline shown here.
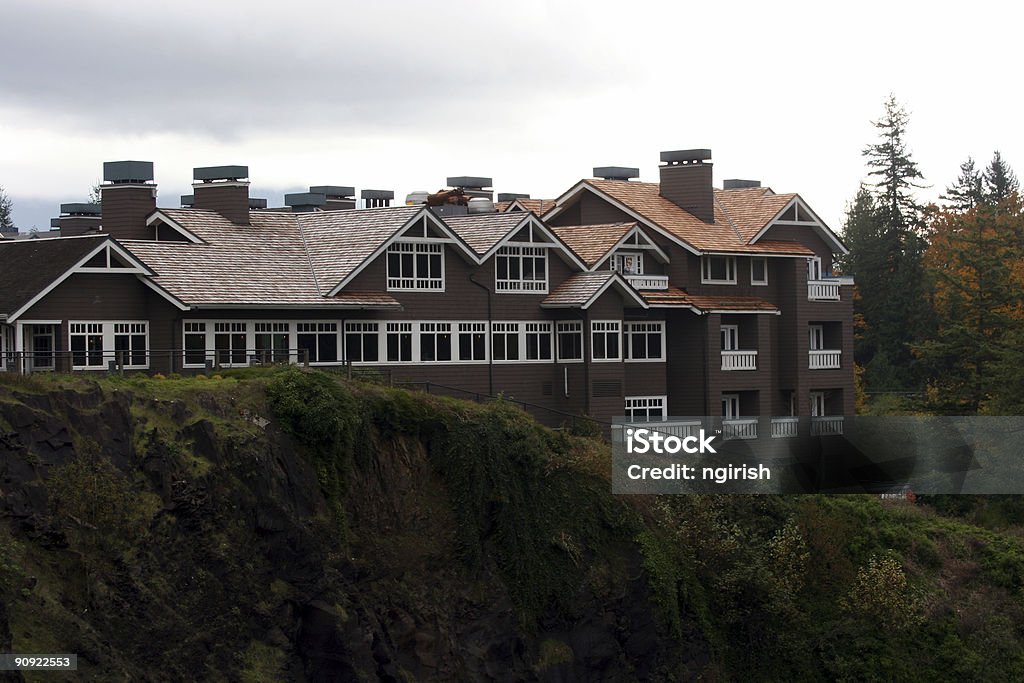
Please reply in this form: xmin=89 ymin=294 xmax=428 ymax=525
xmin=146 ymin=210 xmax=206 ymax=244
xmin=590 ymin=223 xmax=671 ymax=271
xmin=750 ymin=195 xmax=849 ymax=255
xmin=541 ymin=272 xmax=649 ymax=310
xmin=480 ymin=212 xmax=588 ymax=271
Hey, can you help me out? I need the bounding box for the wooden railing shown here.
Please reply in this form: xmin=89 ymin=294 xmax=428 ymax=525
xmin=770 ymin=417 xmax=799 ymax=438
xmin=809 ymin=349 xmax=842 ymax=369
xmin=721 ymin=350 xmax=758 ymax=371
xmin=811 ymin=415 xmax=844 ymax=436
xmin=808 ymin=279 xmax=841 ymax=300
xmin=722 ymin=418 xmax=758 ymax=440
xmin=625 ymin=274 xmax=670 ymax=290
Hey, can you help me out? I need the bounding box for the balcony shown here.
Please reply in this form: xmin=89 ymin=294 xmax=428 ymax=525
xmin=809 ymin=349 xmax=842 ymax=369
xmin=625 ymin=274 xmax=669 ymax=291
xmin=811 ymin=416 xmax=844 ymax=436
xmin=770 ymin=417 xmax=799 ymax=438
xmin=722 ymin=418 xmax=758 ymax=440
xmin=721 ymin=349 xmax=757 ymax=371
xmin=808 ymin=279 xmax=841 ymax=301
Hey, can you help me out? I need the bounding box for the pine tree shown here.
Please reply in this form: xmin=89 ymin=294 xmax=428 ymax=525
xmin=942 ymin=157 xmax=984 ymax=211
xmin=983 ymin=151 xmax=1019 ymax=205
xmin=0 ymin=186 xmax=13 ymax=232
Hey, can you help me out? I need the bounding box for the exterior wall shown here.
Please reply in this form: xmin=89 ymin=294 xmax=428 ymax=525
xmin=548 ymin=193 xmax=634 ymax=227
xmin=759 ymin=224 xmax=836 ymax=266
xmin=193 ymin=184 xmax=250 ymax=225
xmin=100 ymin=185 xmax=156 ymax=240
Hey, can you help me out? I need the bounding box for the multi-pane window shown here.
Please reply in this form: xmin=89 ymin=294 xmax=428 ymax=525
xmin=611 ymin=252 xmax=643 ymax=275
xmin=492 ymin=322 xmax=520 ymax=361
xmin=722 ymin=393 xmax=740 ymax=419
xmin=701 ymin=255 xmax=737 ymax=284
xmin=458 ymin=323 xmax=486 ymax=361
xmin=296 ymin=323 xmax=338 ymax=364
xmin=556 ymin=321 xmax=583 ymax=362
xmin=625 ymin=396 xmax=666 ymax=421
xmin=387 ymin=242 xmax=443 ymax=290
xmin=113 ymin=323 xmax=148 ymax=367
xmin=751 ymin=257 xmax=768 ymax=285
xmin=524 ymin=322 xmax=552 ymax=361
xmin=386 ymin=322 xmax=413 ymax=362
xmin=184 ymin=322 xmax=207 ymax=365
xmin=345 ymin=322 xmax=379 ymax=362
xmin=495 ymin=246 xmax=547 ymax=292
xmin=419 ymin=323 xmax=452 ymax=362
xmin=625 ymin=322 xmax=664 ymax=361
xmin=808 ymin=324 xmax=824 ymax=351
xmin=214 ymin=322 xmax=248 ymax=365
xmin=70 ymin=323 xmax=104 ymax=368
xmin=591 ymin=321 xmax=621 ymax=361
xmin=255 ymin=322 xmax=290 ymax=363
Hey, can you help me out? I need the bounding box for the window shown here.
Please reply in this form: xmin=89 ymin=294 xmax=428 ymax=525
xmin=701 ymin=255 xmax=737 ymax=284
xmin=387 ymin=242 xmax=444 ymax=291
xmin=419 ymin=323 xmax=452 ymax=362
xmin=721 ymin=324 xmax=739 ymax=351
xmin=591 ymin=321 xmax=621 ymax=361
xmin=808 ymin=324 xmax=824 ymax=351
xmin=184 ymin=322 xmax=208 ymax=366
xmin=625 ymin=322 xmax=664 ymax=361
xmin=611 ymin=252 xmax=643 ymax=275
xmin=386 ymin=322 xmax=412 ymax=362
xmin=255 ymin=322 xmax=290 ymax=363
xmin=214 ymin=322 xmax=248 ymax=365
xmin=70 ymin=323 xmax=104 ymax=368
xmin=807 ymin=256 xmax=822 ymax=281
xmin=345 ymin=322 xmax=379 ymax=362
xmin=30 ymin=325 xmax=54 ymax=370
xmin=492 ymin=322 xmax=520 ymax=361
xmin=458 ymin=323 xmax=487 ymax=361
xmin=625 ymin=396 xmax=666 ymax=421
xmin=556 ymin=321 xmax=583 ymax=362
xmin=810 ymin=391 xmax=826 ymax=417
xmin=296 ymin=323 xmax=338 ymax=364
xmin=751 ymin=257 xmax=768 ymax=285
xmin=495 ymin=246 xmax=547 ymax=292
xmin=524 ymin=322 xmax=552 ymax=361
xmin=722 ymin=393 xmax=740 ymax=419
xmin=113 ymin=323 xmax=148 ymax=367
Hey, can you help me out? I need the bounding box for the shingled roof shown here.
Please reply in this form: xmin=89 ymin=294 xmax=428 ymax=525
xmin=541 ymin=272 xmax=647 ymax=309
xmin=551 ymin=222 xmax=636 ymax=268
xmin=0 ymin=235 xmax=110 ymax=318
xmin=639 ymin=286 xmax=778 ymax=314
xmin=443 ymin=212 xmax=530 ymax=257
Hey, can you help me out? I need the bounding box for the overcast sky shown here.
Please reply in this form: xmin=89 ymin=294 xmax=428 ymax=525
xmin=2 ymin=0 xmax=1021 ymax=232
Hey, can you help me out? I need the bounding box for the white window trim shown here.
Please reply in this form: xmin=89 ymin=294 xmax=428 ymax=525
xmin=701 ymin=255 xmax=737 ymax=285
xmin=386 ymin=241 xmax=446 ymax=292
xmin=624 ymin=321 xmax=665 ymax=362
xmin=495 ymin=245 xmax=549 ymax=294
xmin=808 ymin=324 xmax=824 ymax=351
xmin=810 ymin=391 xmax=827 ymax=417
xmin=807 ymin=256 xmax=823 ymax=281
xmin=610 ymin=251 xmax=644 ymax=276
xmin=555 ymin=321 xmax=584 ymax=363
xmin=183 ymin=319 xmax=344 ymax=368
xmin=69 ymin=320 xmax=150 ymax=370
xmin=491 ymin=320 xmax=554 ymax=364
xmin=721 ymin=324 xmax=739 ymax=351
xmin=625 ymin=395 xmax=668 ymax=422
xmin=751 ymin=257 xmax=768 ymax=286
xmin=591 ymin=320 xmax=622 ymax=362
xmin=722 ymin=393 xmax=741 ymax=419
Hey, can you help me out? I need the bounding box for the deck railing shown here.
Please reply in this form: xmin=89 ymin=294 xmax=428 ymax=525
xmin=770 ymin=417 xmax=799 ymax=438
xmin=625 ymin=274 xmax=670 ymax=291
xmin=809 ymin=349 xmax=842 ymax=369
xmin=808 ymin=279 xmax=841 ymax=301
xmin=721 ymin=350 xmax=758 ymax=371
xmin=722 ymin=418 xmax=758 ymax=440
xmin=811 ymin=415 xmax=845 ymax=436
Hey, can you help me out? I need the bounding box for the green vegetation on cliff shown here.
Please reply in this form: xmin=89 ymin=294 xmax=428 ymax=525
xmin=2 ymin=368 xmax=1024 ymax=681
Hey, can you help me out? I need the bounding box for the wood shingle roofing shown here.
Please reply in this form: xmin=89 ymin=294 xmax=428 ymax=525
xmin=442 ymin=212 xmax=530 ymax=256
xmin=0 ymin=235 xmax=110 ymax=317
xmin=551 ymin=222 xmax=636 ymax=268
xmin=639 ymin=286 xmax=778 ymax=313
xmin=541 ymin=271 xmax=647 ymax=309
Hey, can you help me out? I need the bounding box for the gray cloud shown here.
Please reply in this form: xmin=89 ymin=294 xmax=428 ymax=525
xmin=1 ymin=1 xmax=621 ymax=138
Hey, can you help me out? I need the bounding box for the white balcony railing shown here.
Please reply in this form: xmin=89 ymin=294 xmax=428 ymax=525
xmin=811 ymin=416 xmax=845 ymax=436
xmin=721 ymin=350 xmax=758 ymax=371
xmin=808 ymin=279 xmax=841 ymax=301
xmin=809 ymin=349 xmax=842 ymax=369
xmin=625 ymin=274 xmax=670 ymax=290
xmin=722 ymin=418 xmax=758 ymax=440
xmin=771 ymin=417 xmax=799 ymax=438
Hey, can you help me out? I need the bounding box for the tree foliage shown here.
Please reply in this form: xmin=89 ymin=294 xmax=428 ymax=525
xmin=0 ymin=186 xmax=13 ymax=231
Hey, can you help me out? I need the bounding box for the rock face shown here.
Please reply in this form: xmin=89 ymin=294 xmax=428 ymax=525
xmin=0 ymin=379 xmax=708 ymax=682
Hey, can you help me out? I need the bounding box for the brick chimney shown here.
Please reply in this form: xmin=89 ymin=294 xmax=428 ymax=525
xmin=659 ymin=149 xmax=714 ymax=223
xmin=193 ymin=165 xmax=250 ymax=225
xmin=100 ymin=160 xmax=157 ymax=240
xmin=56 ymin=203 xmax=102 ymax=237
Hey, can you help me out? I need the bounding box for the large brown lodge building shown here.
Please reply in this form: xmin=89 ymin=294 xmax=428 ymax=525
xmin=0 ymin=150 xmax=853 ymax=434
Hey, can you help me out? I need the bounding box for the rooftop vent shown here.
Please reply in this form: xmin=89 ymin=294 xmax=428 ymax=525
xmin=60 ymin=202 xmax=101 ymax=216
xmin=249 ymin=198 xmax=268 ymax=209
xmin=309 ymin=185 xmax=355 ymax=199
xmin=468 ymin=197 xmax=496 ymax=214
xmin=55 ymin=202 xmax=102 ymax=237
xmin=103 ymin=160 xmax=154 ymax=185
xmin=593 ymin=166 xmax=639 ymax=181
xmin=284 ymin=192 xmax=327 ymax=213
xmin=180 ymin=194 xmax=194 ymax=208
xmin=362 ymin=189 xmax=394 ymax=208
xmin=406 ymin=191 xmax=429 ymax=206
xmin=497 ymin=192 xmax=530 ymax=202
xmin=660 ymin=149 xmax=712 ymax=165
xmin=723 ymin=179 xmax=761 ymax=190
xmin=194 ymin=165 xmax=249 ymax=182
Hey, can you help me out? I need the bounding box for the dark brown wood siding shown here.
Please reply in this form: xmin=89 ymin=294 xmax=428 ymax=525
xmin=99 ymin=186 xmax=156 ymax=240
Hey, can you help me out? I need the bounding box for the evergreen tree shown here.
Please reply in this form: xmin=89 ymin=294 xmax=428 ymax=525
xmin=0 ymin=186 xmax=13 ymax=232
xmin=983 ymin=151 xmax=1019 ymax=204
xmin=942 ymin=157 xmax=984 ymax=211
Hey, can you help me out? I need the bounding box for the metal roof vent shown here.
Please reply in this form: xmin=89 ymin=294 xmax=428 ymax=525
xmin=497 ymin=192 xmax=530 ymax=202
xmin=405 ymin=191 xmax=429 ymax=206
xmin=194 ymin=165 xmax=249 ymax=182
xmin=723 ymin=179 xmax=761 ymax=190
xmin=284 ymin=192 xmax=327 ymax=212
xmin=660 ymin=149 xmax=712 ymax=165
xmin=103 ymin=160 xmax=154 ymax=184
xmin=309 ymin=185 xmax=355 ymax=199
xmin=180 ymin=194 xmax=195 ymax=207
xmin=593 ymin=166 xmax=639 ymax=181
xmin=447 ymin=176 xmax=493 ymax=200
xmin=467 ymin=197 xmax=496 ymax=214
xmin=60 ymin=202 xmax=101 ymax=216
xmin=362 ymin=189 xmax=394 ymax=208
xmin=249 ymin=198 xmax=268 ymax=209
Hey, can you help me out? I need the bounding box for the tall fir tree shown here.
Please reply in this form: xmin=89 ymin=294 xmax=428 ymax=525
xmin=983 ymin=151 xmax=1019 ymax=205
xmin=0 ymin=186 xmax=13 ymax=231
xmin=848 ymin=95 xmax=932 ymax=390
xmin=942 ymin=157 xmax=984 ymax=212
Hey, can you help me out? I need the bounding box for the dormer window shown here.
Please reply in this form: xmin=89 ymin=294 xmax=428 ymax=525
xmin=610 ymin=252 xmax=643 ymax=275
xmin=701 ymin=255 xmax=736 ymax=284
xmin=387 ymin=242 xmax=444 ymax=291
xmin=495 ymin=221 xmax=551 ymax=293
